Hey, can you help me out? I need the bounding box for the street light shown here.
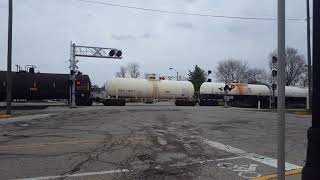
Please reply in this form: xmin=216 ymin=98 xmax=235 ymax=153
xmin=169 ymin=68 xmax=179 ymax=81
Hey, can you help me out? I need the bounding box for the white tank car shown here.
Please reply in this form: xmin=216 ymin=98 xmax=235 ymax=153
xmin=105 ymin=78 xmax=194 ymax=99
xmin=200 ymin=82 xmax=308 ymax=108
xmin=200 ymin=82 xmax=308 ymax=97
xmin=278 ymin=86 xmax=308 ymax=98
xmin=200 ymin=82 xmax=270 ymax=96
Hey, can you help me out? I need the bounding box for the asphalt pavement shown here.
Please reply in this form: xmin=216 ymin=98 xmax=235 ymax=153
xmin=0 ymin=104 xmax=310 ymax=179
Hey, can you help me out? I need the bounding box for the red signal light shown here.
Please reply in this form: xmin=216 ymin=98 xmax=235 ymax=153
xmin=76 ymin=80 xmax=81 ymax=85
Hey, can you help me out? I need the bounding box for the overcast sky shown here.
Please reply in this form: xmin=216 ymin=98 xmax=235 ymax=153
xmin=0 ymin=0 xmax=310 ymax=86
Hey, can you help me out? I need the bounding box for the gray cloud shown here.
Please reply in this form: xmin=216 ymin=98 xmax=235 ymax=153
xmin=175 ymin=22 xmax=194 ymax=29
xmin=183 ymin=0 xmax=198 ymax=3
xmin=111 ymin=33 xmax=154 ymax=40
xmin=111 ymin=34 xmax=136 ymax=40
xmin=0 ymin=0 xmax=308 ymax=85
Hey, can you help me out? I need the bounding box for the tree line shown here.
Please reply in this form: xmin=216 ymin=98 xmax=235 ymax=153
xmin=188 ymin=47 xmax=307 ymax=91
xmin=115 ymin=63 xmax=141 ymax=78
xmin=113 ymin=47 xmax=307 ymax=92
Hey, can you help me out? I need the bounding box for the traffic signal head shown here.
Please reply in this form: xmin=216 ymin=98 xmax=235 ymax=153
xmin=116 ymin=50 xmax=122 ymax=57
xmin=272 ymin=83 xmax=277 ymax=90
xmin=109 ymin=50 xmax=116 ymax=57
xmin=272 ymin=70 xmax=277 ymax=77
xmin=272 ymin=56 xmax=278 ymax=64
xmin=208 ymin=70 xmax=212 ymax=75
xmin=207 ymin=78 xmax=212 ymax=82
xmin=76 ymin=80 xmax=81 ymax=85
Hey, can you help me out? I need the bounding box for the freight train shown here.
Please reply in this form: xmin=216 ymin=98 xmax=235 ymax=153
xmin=102 ymin=77 xmax=308 ymax=108
xmin=103 ymin=76 xmax=196 ymax=106
xmin=0 ymin=70 xmax=92 ymax=106
xmin=199 ymin=82 xmax=308 ymax=108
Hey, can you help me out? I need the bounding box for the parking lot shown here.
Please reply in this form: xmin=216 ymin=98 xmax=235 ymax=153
xmin=0 ymin=104 xmax=310 ymax=179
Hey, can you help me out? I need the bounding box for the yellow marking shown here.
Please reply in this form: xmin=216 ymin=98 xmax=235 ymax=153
xmin=292 ymin=112 xmax=308 ymax=115
xmin=253 ymin=169 xmax=302 ymax=180
xmin=0 ymin=115 xmax=13 ymax=119
xmin=30 ymin=87 xmax=38 ymax=91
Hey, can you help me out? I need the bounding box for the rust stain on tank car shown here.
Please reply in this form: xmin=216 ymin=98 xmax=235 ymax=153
xmin=232 ymin=83 xmax=248 ymax=95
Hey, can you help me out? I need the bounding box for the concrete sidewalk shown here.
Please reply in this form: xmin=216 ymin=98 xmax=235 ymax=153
xmin=254 ymin=169 xmax=301 ymax=180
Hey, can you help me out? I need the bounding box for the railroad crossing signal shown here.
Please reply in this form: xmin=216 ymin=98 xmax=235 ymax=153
xmin=272 ymin=70 xmax=278 ymax=77
xmin=272 ymin=56 xmax=278 ymax=64
xmin=73 ymin=45 xmax=122 ymax=59
xmin=69 ymin=41 xmax=123 ymax=108
xmin=69 ymin=59 xmax=79 ymax=70
xmin=270 ymin=56 xmax=278 ymax=109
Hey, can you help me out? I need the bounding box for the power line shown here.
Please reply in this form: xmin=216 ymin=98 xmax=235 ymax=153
xmin=76 ymin=0 xmax=306 ymax=21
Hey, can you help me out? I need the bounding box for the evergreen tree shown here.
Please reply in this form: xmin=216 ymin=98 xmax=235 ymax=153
xmin=188 ymin=65 xmax=207 ymax=92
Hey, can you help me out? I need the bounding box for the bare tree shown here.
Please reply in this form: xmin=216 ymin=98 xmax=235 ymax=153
xmin=127 ymin=63 xmax=141 ymax=78
xmin=115 ymin=66 xmax=127 ymax=78
xmin=215 ymin=58 xmax=249 ymax=83
xmin=246 ymin=68 xmax=269 ymax=84
xmin=270 ymin=47 xmax=306 ymax=86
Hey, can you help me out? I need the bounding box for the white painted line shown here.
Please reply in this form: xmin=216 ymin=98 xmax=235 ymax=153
xmin=204 ymin=140 xmax=302 ymax=170
xmin=12 ymin=169 xmax=131 ymax=180
xmin=13 ymin=156 xmax=244 ymax=180
xmin=170 ymin=156 xmax=244 ymax=167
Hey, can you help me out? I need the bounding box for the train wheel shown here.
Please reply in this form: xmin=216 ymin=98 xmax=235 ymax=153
xmin=86 ymin=99 xmax=93 ymax=106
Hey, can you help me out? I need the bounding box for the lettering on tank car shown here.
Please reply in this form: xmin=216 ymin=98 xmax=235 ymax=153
xmin=118 ymin=89 xmax=136 ymax=94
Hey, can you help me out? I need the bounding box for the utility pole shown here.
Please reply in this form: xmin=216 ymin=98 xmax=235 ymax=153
xmin=69 ymin=42 xmax=77 ymax=108
xmin=277 ymin=0 xmax=286 ymax=179
xmin=306 ymin=0 xmax=312 ymax=111
xmin=302 ymin=0 xmax=320 ymax=179
xmin=6 ymin=0 xmax=13 ymax=115
xmin=169 ymin=68 xmax=179 ymax=81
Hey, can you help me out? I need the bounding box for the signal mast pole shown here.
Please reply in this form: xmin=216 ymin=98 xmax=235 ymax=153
xmin=69 ymin=42 xmax=122 ymax=108
xmin=6 ymin=0 xmax=13 ymax=115
xmin=69 ymin=42 xmax=77 ymax=108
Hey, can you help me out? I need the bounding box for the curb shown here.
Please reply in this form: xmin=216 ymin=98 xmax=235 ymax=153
xmin=253 ymin=169 xmax=302 ymax=180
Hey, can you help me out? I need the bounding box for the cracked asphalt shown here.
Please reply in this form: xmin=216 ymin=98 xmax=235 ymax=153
xmin=0 ymin=104 xmax=311 ymax=180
